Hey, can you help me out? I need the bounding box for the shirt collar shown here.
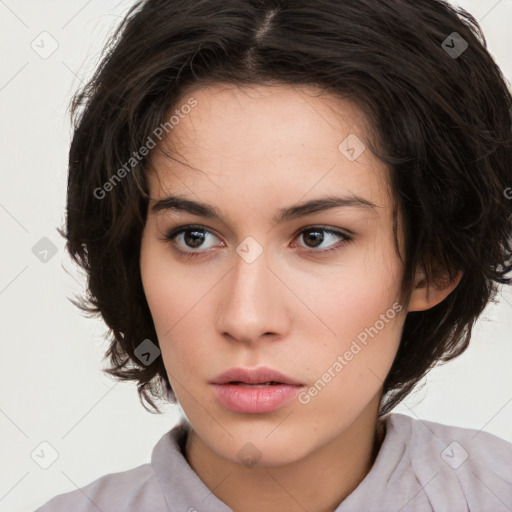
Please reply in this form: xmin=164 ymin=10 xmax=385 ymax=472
xmin=151 ymin=422 xmax=233 ymax=512
xmin=151 ymin=415 xmax=404 ymax=512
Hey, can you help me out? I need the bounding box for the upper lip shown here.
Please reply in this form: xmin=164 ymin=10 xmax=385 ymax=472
xmin=209 ymin=367 xmax=305 ymax=386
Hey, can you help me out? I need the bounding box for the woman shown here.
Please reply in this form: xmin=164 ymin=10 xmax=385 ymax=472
xmin=36 ymin=0 xmax=512 ymax=510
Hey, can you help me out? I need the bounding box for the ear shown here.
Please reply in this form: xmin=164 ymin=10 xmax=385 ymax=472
xmin=407 ymin=267 xmax=463 ymax=312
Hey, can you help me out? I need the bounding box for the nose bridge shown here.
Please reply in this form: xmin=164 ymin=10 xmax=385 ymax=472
xmin=217 ymin=240 xmax=284 ymax=342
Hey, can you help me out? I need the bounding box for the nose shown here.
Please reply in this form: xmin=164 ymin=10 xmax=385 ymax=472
xmin=215 ymin=247 xmax=290 ymax=346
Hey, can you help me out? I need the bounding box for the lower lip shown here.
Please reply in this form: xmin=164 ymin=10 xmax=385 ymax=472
xmin=212 ymin=383 xmax=303 ymax=414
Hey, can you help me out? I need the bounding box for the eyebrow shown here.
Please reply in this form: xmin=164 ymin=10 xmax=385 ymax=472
xmin=150 ymin=193 xmax=378 ymax=224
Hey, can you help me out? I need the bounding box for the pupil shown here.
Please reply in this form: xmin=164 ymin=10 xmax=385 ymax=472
xmin=304 ymin=230 xmax=323 ymax=247
xmin=185 ymin=230 xmax=205 ymax=248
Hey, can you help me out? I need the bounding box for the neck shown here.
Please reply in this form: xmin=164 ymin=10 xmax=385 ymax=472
xmin=184 ymin=400 xmax=386 ymax=512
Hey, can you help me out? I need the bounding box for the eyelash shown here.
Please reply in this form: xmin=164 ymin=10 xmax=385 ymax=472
xmin=161 ymin=224 xmax=353 ymax=260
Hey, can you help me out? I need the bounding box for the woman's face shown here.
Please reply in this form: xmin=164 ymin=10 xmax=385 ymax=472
xmin=140 ymin=84 xmax=407 ymax=466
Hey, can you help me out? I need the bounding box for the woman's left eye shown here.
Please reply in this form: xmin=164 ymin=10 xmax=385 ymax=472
xmin=162 ymin=225 xmax=352 ymax=259
xmin=294 ymin=227 xmax=352 ymax=253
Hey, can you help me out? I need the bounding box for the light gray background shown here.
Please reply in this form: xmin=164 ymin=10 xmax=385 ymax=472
xmin=1 ymin=1 xmax=511 ymax=511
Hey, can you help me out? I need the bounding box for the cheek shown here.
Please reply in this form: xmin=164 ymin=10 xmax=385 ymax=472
xmin=301 ymin=284 xmax=402 ymax=388
xmin=307 ymin=240 xmax=402 ymax=344
xmin=140 ymin=235 xmax=217 ymax=382
xmin=298 ymin=239 xmax=404 ymax=391
xmin=297 ymin=293 xmax=403 ymax=421
xmin=140 ymin=233 xmax=208 ymax=336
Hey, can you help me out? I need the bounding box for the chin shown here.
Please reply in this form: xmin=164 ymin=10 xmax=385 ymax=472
xmin=212 ymin=428 xmax=311 ymax=468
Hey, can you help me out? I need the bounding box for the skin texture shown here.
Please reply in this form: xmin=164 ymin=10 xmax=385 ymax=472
xmin=139 ymin=84 xmax=461 ymax=512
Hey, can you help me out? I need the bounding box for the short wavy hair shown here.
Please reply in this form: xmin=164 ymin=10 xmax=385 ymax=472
xmin=61 ymin=0 xmax=512 ymax=415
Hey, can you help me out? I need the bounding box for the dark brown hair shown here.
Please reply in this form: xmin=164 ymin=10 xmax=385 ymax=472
xmin=61 ymin=0 xmax=512 ymax=415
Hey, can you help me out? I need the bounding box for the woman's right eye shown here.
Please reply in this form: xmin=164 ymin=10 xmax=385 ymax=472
xmin=162 ymin=225 xmax=221 ymax=259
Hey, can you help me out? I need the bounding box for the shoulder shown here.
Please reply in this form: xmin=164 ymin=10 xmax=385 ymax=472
xmin=388 ymin=413 xmax=512 ymax=511
xmin=33 ymin=463 xmax=167 ymax=512
xmin=389 ymin=413 xmax=512 ymax=471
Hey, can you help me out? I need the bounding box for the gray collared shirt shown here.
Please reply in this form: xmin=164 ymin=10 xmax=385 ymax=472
xmin=34 ymin=413 xmax=512 ymax=512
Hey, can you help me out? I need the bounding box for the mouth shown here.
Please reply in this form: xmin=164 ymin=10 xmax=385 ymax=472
xmin=210 ymin=367 xmax=305 ymax=414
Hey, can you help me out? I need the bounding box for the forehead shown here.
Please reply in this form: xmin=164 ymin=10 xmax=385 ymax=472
xmin=146 ymin=83 xmax=392 ymax=212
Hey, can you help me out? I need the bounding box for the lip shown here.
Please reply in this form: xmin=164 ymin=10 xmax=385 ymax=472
xmin=209 ymin=367 xmax=305 ymax=414
xmin=209 ymin=366 xmax=305 ymax=386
